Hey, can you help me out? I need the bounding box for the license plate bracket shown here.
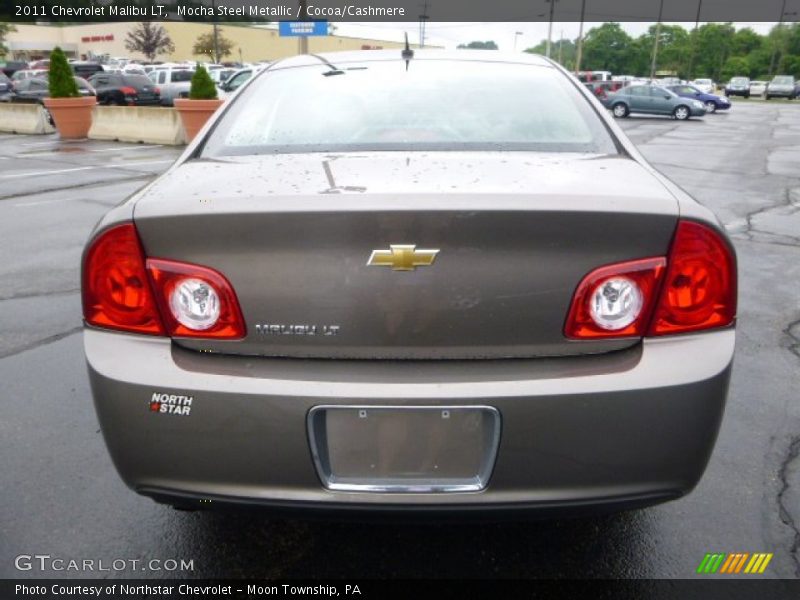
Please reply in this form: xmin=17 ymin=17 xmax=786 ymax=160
xmin=307 ymin=405 xmax=501 ymax=493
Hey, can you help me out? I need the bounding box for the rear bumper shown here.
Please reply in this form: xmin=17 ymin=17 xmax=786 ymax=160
xmin=86 ymin=328 xmax=734 ymax=512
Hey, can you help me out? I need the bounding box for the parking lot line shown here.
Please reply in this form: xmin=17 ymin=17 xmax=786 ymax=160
xmin=0 ymin=159 xmax=174 ymax=180
xmin=13 ymin=144 xmax=165 ymax=158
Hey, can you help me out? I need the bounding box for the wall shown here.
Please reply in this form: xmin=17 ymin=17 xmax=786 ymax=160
xmin=5 ymin=23 xmax=412 ymax=63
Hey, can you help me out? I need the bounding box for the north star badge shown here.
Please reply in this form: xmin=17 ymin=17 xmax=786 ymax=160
xmin=149 ymin=392 xmax=193 ymax=416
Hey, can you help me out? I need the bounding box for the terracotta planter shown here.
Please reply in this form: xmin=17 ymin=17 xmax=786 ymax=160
xmin=174 ymin=98 xmax=224 ymax=142
xmin=43 ymin=96 xmax=96 ymax=139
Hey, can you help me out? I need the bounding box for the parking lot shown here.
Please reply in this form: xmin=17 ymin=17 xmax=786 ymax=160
xmin=0 ymin=101 xmax=798 ymax=579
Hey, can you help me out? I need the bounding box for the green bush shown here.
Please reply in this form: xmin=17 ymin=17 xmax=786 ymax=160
xmin=48 ymin=47 xmax=79 ymax=98
xmin=189 ymin=64 xmax=218 ymax=100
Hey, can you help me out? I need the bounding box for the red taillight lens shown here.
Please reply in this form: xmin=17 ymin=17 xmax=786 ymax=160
xmin=120 ymin=86 xmax=136 ymax=95
xmin=649 ymin=221 xmax=736 ymax=335
xmin=564 ymin=220 xmax=736 ymax=340
xmin=565 ymin=257 xmax=666 ymax=339
xmin=82 ymin=224 xmax=165 ymax=335
xmin=147 ymin=258 xmax=246 ymax=339
xmin=83 ymin=223 xmax=246 ymax=339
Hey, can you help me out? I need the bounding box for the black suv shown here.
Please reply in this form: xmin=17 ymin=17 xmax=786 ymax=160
xmin=87 ymin=73 xmax=161 ymax=106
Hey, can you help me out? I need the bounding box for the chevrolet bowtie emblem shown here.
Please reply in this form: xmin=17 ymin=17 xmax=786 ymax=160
xmin=367 ymin=245 xmax=440 ymax=271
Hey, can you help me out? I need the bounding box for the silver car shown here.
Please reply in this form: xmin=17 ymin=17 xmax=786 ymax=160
xmin=83 ymin=51 xmax=737 ymax=513
xmin=766 ymin=75 xmax=797 ymax=100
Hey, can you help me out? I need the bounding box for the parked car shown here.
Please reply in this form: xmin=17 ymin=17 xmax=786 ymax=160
xmin=1 ymin=60 xmax=29 ymax=78
xmin=210 ymin=68 xmax=236 ymax=86
xmin=724 ymin=77 xmax=750 ymax=98
xmin=28 ymin=59 xmax=50 ymax=71
xmin=87 ymin=73 xmax=160 ymax=106
xmin=82 ymin=50 xmax=736 ymax=514
xmin=749 ymin=80 xmax=768 ymax=96
xmin=147 ymin=67 xmax=194 ymax=106
xmin=666 ymin=84 xmax=731 ymax=114
xmin=766 ymin=75 xmax=796 ymax=100
xmin=690 ymin=78 xmax=715 ymax=94
xmin=0 ymin=72 xmax=12 ymax=100
xmin=583 ymin=80 xmax=625 ymax=102
xmin=217 ymin=66 xmax=262 ymax=95
xmin=605 ymin=84 xmax=707 ymax=120
xmin=5 ymin=75 xmax=95 ymax=104
xmin=70 ymin=61 xmax=105 ymax=79
xmin=10 ymin=69 xmax=41 ymax=87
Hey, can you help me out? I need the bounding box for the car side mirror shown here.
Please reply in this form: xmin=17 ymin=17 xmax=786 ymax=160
xmin=664 ymin=95 xmax=671 ymax=99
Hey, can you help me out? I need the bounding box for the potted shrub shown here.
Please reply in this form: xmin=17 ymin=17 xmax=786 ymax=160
xmin=174 ymin=65 xmax=224 ymax=142
xmin=43 ymin=47 xmax=95 ymax=139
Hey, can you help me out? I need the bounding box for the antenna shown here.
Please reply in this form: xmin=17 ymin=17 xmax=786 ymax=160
xmin=402 ymin=32 xmax=414 ymax=70
xmin=402 ymin=32 xmax=414 ymax=60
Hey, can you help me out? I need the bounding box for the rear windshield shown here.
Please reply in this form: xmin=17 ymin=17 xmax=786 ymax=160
xmin=731 ymin=77 xmax=748 ymax=84
xmin=123 ymin=75 xmax=153 ymax=87
xmin=773 ymin=76 xmax=793 ymax=84
xmin=171 ymin=70 xmax=194 ymax=82
xmin=203 ymin=59 xmax=618 ymax=156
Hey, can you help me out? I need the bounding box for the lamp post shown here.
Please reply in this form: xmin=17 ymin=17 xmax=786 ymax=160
xmin=649 ymin=0 xmax=665 ymax=82
xmin=768 ymin=0 xmax=790 ymax=79
xmin=545 ymin=0 xmax=557 ymax=58
xmin=211 ymin=0 xmax=220 ymax=64
xmin=686 ymin=0 xmax=702 ymax=80
xmin=514 ymin=31 xmax=523 ymax=52
xmin=575 ymin=0 xmax=586 ymax=74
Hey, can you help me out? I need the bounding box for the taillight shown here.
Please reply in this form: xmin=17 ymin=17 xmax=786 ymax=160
xmin=147 ymin=259 xmax=246 ymax=339
xmin=564 ymin=258 xmax=666 ymax=339
xmin=649 ymin=220 xmax=736 ymax=335
xmin=120 ymin=86 xmax=136 ymax=96
xmin=564 ymin=220 xmax=736 ymax=340
xmin=82 ymin=224 xmax=165 ymax=335
xmin=153 ymin=87 xmax=161 ymax=95
xmin=83 ymin=222 xmax=245 ymax=339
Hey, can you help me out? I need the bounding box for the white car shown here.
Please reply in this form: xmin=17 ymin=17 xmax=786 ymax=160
xmin=216 ymin=65 xmax=267 ymax=99
xmin=691 ymin=79 xmax=715 ymax=94
xmin=749 ymin=81 xmax=768 ymax=97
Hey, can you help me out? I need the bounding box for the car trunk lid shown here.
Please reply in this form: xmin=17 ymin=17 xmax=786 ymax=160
xmin=133 ymin=152 xmax=679 ymax=359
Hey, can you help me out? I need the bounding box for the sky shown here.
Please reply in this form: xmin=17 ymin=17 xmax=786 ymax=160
xmin=333 ymin=22 xmax=780 ymax=51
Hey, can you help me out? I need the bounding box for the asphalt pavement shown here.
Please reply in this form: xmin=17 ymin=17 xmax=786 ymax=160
xmin=1 ymin=102 xmax=798 ymax=579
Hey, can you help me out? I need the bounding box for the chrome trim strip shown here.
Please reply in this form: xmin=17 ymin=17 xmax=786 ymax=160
xmin=307 ymin=405 xmax=501 ymax=493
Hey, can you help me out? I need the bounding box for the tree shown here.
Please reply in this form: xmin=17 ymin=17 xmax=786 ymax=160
xmin=524 ymin=39 xmax=577 ymax=69
xmin=457 ymin=41 xmax=498 ymax=50
xmin=581 ymin=23 xmax=635 ymax=74
xmin=721 ymin=56 xmax=751 ymax=81
xmin=692 ymin=23 xmax=736 ymax=81
xmin=638 ymin=24 xmax=690 ymax=77
xmin=189 ymin=64 xmax=218 ymax=100
xmin=0 ymin=23 xmax=16 ymax=58
xmin=124 ymin=22 xmax=175 ymax=62
xmin=192 ymin=31 xmax=235 ymax=61
xmin=48 ymin=47 xmax=79 ymax=98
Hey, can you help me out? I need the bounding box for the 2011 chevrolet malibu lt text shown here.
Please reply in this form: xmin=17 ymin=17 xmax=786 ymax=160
xmin=82 ymin=50 xmax=737 ymax=513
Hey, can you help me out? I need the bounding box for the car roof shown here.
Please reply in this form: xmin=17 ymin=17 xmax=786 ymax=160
xmin=268 ymin=49 xmax=555 ymax=70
